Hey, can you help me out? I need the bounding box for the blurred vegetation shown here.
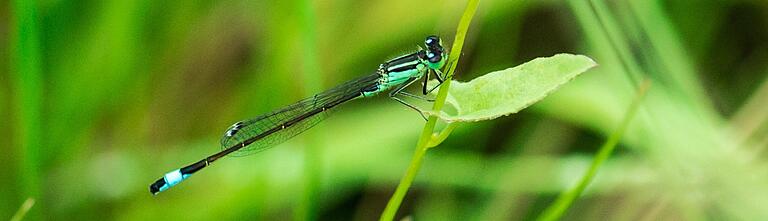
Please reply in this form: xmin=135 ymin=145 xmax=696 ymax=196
xmin=3 ymin=0 xmax=768 ymax=220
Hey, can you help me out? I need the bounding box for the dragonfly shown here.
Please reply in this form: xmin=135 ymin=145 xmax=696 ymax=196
xmin=149 ymin=35 xmax=448 ymax=195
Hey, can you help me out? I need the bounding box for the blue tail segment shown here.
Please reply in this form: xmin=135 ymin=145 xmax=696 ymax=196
xmin=150 ymin=160 xmax=208 ymax=195
xmin=149 ymin=169 xmax=190 ymax=194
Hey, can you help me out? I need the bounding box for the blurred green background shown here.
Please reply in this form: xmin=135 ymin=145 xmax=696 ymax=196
xmin=4 ymin=0 xmax=768 ymax=220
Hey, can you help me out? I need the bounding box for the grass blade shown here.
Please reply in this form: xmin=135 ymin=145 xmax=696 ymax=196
xmin=536 ymin=80 xmax=651 ymax=221
xmin=11 ymin=0 xmax=42 ymax=219
xmin=10 ymin=198 xmax=35 ymax=221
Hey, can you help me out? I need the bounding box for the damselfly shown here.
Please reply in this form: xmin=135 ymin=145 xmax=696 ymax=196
xmin=149 ymin=36 xmax=448 ymax=195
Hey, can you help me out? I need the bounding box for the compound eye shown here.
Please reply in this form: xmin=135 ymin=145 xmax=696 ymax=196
xmin=425 ymin=36 xmax=440 ymax=47
xmin=427 ymin=52 xmax=441 ymax=63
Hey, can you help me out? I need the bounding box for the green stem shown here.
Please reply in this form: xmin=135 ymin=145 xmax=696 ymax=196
xmin=427 ymin=123 xmax=460 ymax=148
xmin=380 ymin=80 xmax=452 ymax=221
xmin=536 ymin=80 xmax=651 ymax=221
xmin=379 ymin=0 xmax=479 ymax=220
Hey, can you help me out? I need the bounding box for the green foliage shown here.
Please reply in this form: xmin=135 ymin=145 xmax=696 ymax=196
xmin=3 ymin=0 xmax=768 ymax=220
xmin=427 ymin=54 xmax=596 ymax=123
xmin=395 ymin=50 xmax=597 ymax=221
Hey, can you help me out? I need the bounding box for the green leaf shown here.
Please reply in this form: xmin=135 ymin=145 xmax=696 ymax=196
xmin=425 ymin=53 xmax=597 ymax=123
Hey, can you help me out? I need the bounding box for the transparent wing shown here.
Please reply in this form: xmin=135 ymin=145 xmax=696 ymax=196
xmin=219 ymin=73 xmax=380 ymax=156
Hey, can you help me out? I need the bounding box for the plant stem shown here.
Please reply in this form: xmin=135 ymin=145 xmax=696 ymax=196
xmin=536 ymin=79 xmax=651 ymax=221
xmin=427 ymin=123 xmax=460 ymax=148
xmin=379 ymin=0 xmax=479 ymax=220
